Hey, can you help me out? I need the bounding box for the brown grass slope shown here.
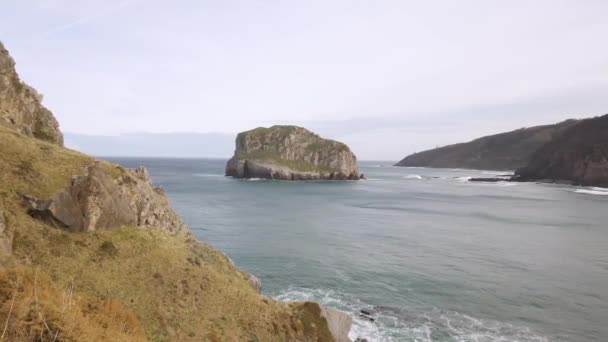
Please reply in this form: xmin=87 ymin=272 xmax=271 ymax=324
xmin=0 ymin=127 xmax=336 ymax=341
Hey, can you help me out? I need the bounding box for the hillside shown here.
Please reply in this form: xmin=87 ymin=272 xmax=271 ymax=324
xmin=395 ymin=120 xmax=578 ymax=170
xmin=226 ymin=125 xmax=361 ymax=180
xmin=515 ymin=114 xmax=608 ymax=187
xmin=0 ymin=42 xmax=350 ymax=341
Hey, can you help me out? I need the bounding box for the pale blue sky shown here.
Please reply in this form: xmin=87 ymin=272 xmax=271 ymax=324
xmin=1 ymin=1 xmax=607 ymax=159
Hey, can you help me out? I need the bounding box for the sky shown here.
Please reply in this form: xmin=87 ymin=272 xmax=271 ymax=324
xmin=1 ymin=1 xmax=607 ymax=160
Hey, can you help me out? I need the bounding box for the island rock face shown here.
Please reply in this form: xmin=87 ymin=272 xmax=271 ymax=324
xmin=0 ymin=42 xmax=63 ymax=145
xmin=226 ymin=125 xmax=361 ymax=180
xmin=515 ymin=114 xmax=608 ymax=187
xmin=395 ymin=120 xmax=578 ymax=170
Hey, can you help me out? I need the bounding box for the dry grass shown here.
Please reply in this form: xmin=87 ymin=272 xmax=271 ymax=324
xmin=0 ymin=127 xmax=336 ymax=341
xmin=0 ymin=265 xmax=146 ymax=342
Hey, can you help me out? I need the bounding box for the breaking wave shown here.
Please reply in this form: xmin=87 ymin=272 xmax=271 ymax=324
xmin=274 ymin=287 xmax=551 ymax=342
xmin=574 ymin=187 xmax=608 ymax=196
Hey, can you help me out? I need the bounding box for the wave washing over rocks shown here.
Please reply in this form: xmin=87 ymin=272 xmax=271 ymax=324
xmin=574 ymin=187 xmax=608 ymax=196
xmin=274 ymin=287 xmax=551 ymax=342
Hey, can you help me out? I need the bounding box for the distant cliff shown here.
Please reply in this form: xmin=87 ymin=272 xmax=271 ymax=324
xmin=395 ymin=120 xmax=578 ymax=170
xmin=515 ymin=114 xmax=608 ymax=187
xmin=0 ymin=42 xmax=63 ymax=145
xmin=226 ymin=125 xmax=361 ymax=180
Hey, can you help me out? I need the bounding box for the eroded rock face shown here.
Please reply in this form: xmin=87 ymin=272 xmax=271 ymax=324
xmin=226 ymin=126 xmax=361 ymax=180
xmin=24 ymin=163 xmax=188 ymax=234
xmin=515 ymin=114 xmax=608 ymax=187
xmin=0 ymin=42 xmax=63 ymax=145
xmin=320 ymin=306 xmax=353 ymax=342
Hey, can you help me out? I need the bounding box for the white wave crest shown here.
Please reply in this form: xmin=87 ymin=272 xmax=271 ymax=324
xmin=193 ymin=173 xmax=223 ymax=178
xmin=575 ymin=187 xmax=608 ymax=196
xmin=404 ymin=174 xmax=423 ymax=180
xmin=273 ymin=287 xmax=550 ymax=342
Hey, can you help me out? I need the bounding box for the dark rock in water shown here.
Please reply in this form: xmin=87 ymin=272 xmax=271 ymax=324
xmin=515 ymin=114 xmax=608 ymax=187
xmin=355 ymin=338 xmax=369 ymax=342
xmin=226 ymin=125 xmax=361 ymax=181
xmin=360 ymin=173 xmax=366 ymax=180
xmin=358 ymin=309 xmax=375 ymax=322
xmin=469 ymin=177 xmax=511 ymax=182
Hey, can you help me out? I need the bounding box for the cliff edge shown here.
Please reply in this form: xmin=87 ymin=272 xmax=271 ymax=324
xmin=226 ymin=125 xmax=361 ymax=180
xmin=0 ymin=42 xmax=63 ymax=145
xmin=515 ymin=114 xmax=608 ymax=187
xmin=0 ymin=42 xmax=351 ymax=341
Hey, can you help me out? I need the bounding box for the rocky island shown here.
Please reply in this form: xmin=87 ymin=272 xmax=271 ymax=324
xmin=226 ymin=125 xmax=362 ymax=180
xmin=0 ymin=41 xmax=352 ymax=341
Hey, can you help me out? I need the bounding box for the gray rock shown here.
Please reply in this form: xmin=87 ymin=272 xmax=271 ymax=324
xmin=24 ymin=162 xmax=189 ymax=234
xmin=0 ymin=41 xmax=63 ymax=145
xmin=226 ymin=125 xmax=360 ymax=181
xmin=320 ymin=306 xmax=353 ymax=342
xmin=246 ymin=273 xmax=262 ymax=293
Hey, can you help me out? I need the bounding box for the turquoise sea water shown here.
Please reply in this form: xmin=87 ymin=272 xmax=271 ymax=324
xmin=106 ymin=157 xmax=608 ymax=342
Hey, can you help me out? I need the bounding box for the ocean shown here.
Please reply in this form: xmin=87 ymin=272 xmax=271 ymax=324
xmin=105 ymin=157 xmax=608 ymax=342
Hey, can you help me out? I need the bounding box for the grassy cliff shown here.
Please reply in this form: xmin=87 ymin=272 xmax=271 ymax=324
xmin=0 ymin=119 xmax=337 ymax=342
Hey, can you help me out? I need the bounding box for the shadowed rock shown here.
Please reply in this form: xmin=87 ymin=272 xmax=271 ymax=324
xmin=515 ymin=114 xmax=608 ymax=187
xmin=395 ymin=119 xmax=578 ymax=170
xmin=226 ymin=125 xmax=361 ymax=180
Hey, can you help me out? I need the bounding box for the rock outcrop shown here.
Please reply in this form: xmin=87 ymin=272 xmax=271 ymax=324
xmin=24 ymin=163 xmax=188 ymax=234
xmin=320 ymin=306 xmax=353 ymax=342
xmin=395 ymin=119 xmax=578 ymax=170
xmin=246 ymin=273 xmax=263 ymax=293
xmin=515 ymin=114 xmax=608 ymax=187
xmin=0 ymin=41 xmax=63 ymax=145
xmin=226 ymin=125 xmax=361 ymax=180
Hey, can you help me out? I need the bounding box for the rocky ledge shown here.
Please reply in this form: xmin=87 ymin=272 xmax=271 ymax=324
xmin=0 ymin=42 xmax=63 ymax=145
xmin=226 ymin=125 xmax=362 ymax=180
xmin=23 ymin=162 xmax=189 ymax=235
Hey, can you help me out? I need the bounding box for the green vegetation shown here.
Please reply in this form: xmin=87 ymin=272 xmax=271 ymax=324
xmin=235 ymin=125 xmax=351 ymax=173
xmin=0 ymin=127 xmax=336 ymax=341
xmin=239 ymin=151 xmax=336 ymax=173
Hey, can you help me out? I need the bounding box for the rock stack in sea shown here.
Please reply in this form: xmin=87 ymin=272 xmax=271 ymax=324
xmin=226 ymin=125 xmax=362 ymax=180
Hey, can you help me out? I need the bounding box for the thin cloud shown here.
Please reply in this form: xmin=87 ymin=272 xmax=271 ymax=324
xmin=40 ymin=0 xmax=138 ymax=38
